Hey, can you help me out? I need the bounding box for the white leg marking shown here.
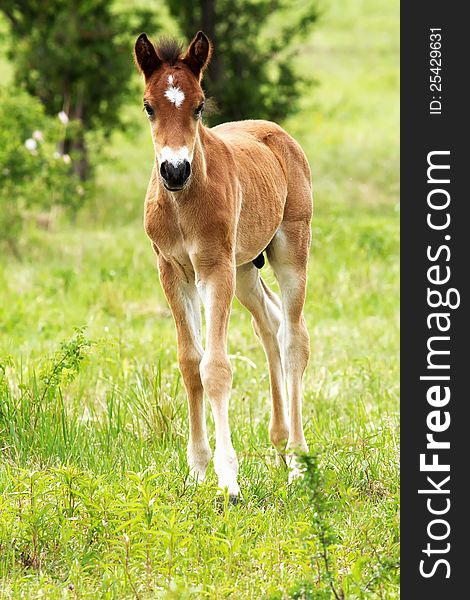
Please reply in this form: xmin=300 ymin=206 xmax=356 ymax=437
xmin=177 ymin=282 xmax=211 ymax=481
xmin=197 ymin=279 xmax=240 ymax=498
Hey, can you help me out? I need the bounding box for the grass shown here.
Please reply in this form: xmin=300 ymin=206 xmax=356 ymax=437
xmin=0 ymin=0 xmax=399 ymax=597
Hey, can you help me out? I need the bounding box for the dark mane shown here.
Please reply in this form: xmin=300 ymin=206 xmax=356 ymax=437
xmin=155 ymin=37 xmax=183 ymax=66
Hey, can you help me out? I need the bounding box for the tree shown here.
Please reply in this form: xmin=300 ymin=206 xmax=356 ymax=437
xmin=165 ymin=0 xmax=318 ymax=125
xmin=1 ymin=1 xmax=158 ymax=180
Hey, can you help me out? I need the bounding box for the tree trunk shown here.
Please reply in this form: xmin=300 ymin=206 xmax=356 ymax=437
xmin=72 ymin=133 xmax=89 ymax=181
xmin=58 ymin=86 xmax=89 ymax=181
xmin=200 ymin=0 xmax=222 ymax=87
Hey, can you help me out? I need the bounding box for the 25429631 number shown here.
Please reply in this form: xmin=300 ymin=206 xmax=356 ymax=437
xmin=429 ymin=29 xmax=442 ymax=114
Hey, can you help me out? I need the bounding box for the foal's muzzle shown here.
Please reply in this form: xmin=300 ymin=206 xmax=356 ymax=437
xmin=160 ymin=160 xmax=191 ymax=191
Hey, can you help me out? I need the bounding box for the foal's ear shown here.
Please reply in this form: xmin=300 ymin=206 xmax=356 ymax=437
xmin=182 ymin=31 xmax=212 ymax=80
xmin=134 ymin=33 xmax=162 ymax=79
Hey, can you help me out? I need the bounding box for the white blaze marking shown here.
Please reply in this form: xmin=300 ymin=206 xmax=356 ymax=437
xmin=159 ymin=146 xmax=191 ymax=167
xmin=164 ymin=75 xmax=185 ymax=108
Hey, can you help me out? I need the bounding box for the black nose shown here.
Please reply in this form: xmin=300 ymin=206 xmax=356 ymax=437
xmin=160 ymin=160 xmax=191 ymax=190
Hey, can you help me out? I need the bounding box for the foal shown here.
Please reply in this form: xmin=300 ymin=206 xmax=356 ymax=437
xmin=135 ymin=31 xmax=312 ymax=500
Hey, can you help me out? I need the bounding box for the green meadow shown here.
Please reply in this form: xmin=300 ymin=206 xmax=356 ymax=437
xmin=0 ymin=0 xmax=399 ymax=597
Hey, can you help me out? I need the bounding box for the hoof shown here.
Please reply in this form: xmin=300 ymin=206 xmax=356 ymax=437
xmin=288 ymin=466 xmax=305 ymax=485
xmin=215 ymin=491 xmax=242 ymax=511
xmin=229 ymin=494 xmax=239 ymax=506
xmin=275 ymin=451 xmax=287 ymax=468
xmin=287 ymin=452 xmax=306 ymax=484
xmin=188 ymin=468 xmax=206 ymax=484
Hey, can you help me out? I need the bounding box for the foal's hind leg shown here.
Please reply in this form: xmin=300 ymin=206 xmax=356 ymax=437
xmin=267 ymin=220 xmax=311 ymax=478
xmin=235 ymin=264 xmax=289 ymax=451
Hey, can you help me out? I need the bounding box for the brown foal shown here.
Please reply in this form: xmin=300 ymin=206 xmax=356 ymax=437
xmin=135 ymin=31 xmax=312 ymax=500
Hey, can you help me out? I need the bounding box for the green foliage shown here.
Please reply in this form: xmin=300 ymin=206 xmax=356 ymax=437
xmin=0 ymin=86 xmax=82 ymax=252
xmin=294 ymin=455 xmax=343 ymax=599
xmin=40 ymin=327 xmax=93 ymax=394
xmin=0 ymin=203 xmax=399 ymax=597
xmin=0 ymin=0 xmax=158 ymax=179
xmin=166 ymin=0 xmax=318 ymax=124
xmin=0 ymin=329 xmax=93 ymax=464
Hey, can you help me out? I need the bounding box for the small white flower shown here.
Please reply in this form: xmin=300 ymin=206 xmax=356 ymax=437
xmin=58 ymin=111 xmax=69 ymax=125
xmin=62 ymin=154 xmax=71 ymax=164
xmin=53 ymin=151 xmax=62 ymax=159
xmin=32 ymin=130 xmax=43 ymax=142
xmin=25 ymin=138 xmax=37 ymax=152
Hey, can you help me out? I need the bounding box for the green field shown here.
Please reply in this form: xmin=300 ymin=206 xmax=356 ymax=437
xmin=0 ymin=0 xmax=399 ymax=597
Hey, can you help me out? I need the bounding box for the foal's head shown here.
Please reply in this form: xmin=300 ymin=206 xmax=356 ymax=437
xmin=135 ymin=31 xmax=212 ymax=191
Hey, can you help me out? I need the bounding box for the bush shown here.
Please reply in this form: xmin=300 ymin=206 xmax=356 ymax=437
xmin=1 ymin=1 xmax=158 ymax=180
xmin=0 ymin=86 xmax=83 ymax=252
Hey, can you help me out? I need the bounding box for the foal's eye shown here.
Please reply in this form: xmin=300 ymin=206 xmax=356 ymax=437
xmin=194 ymin=102 xmax=205 ymax=118
xmin=143 ymin=101 xmax=154 ymax=118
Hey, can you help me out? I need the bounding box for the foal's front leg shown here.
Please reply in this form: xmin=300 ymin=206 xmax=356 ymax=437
xmin=157 ymin=253 xmax=211 ymax=480
xmin=194 ymin=254 xmax=240 ymax=499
